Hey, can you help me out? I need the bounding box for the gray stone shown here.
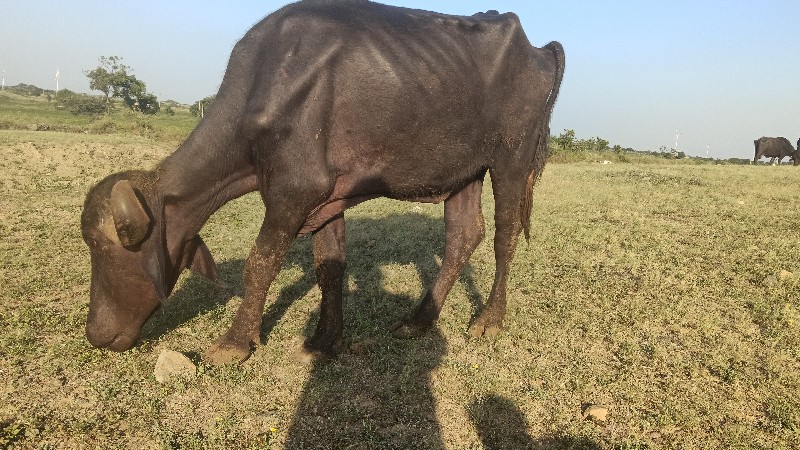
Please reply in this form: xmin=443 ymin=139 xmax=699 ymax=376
xmin=154 ymin=349 xmax=196 ymax=383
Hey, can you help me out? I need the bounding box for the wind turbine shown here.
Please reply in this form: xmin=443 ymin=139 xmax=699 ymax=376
xmin=1 ymin=69 xmax=5 ymax=90
xmin=55 ymin=67 xmax=61 ymax=92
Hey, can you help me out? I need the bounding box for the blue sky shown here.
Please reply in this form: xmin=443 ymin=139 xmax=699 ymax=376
xmin=1 ymin=1 xmax=798 ymax=159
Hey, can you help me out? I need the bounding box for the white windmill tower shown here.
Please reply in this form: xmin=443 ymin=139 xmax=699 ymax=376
xmin=55 ymin=67 xmax=61 ymax=92
xmin=1 ymin=68 xmax=5 ymax=90
xmin=672 ymin=129 xmax=681 ymax=157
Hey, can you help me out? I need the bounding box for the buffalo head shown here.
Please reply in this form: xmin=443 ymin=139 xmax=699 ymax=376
xmin=81 ymin=171 xmax=219 ymax=351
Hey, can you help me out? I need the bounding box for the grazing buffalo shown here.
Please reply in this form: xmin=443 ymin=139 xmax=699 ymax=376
xmin=753 ymin=137 xmax=798 ymax=165
xmin=81 ymin=0 xmax=565 ymax=364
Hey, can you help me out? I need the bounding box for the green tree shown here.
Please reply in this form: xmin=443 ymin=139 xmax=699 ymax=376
xmin=554 ymin=129 xmax=576 ymax=151
xmin=593 ymin=137 xmax=609 ymax=152
xmin=190 ymin=95 xmax=216 ymax=117
xmin=85 ymin=56 xmax=159 ymax=115
xmin=85 ymin=56 xmax=127 ymax=111
xmin=135 ymin=92 xmax=160 ymax=115
xmin=117 ymin=77 xmax=159 ymax=114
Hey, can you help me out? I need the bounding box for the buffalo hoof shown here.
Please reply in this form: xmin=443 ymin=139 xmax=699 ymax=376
xmin=291 ymin=337 xmax=339 ymax=365
xmin=203 ymin=339 xmax=252 ymax=366
xmin=291 ymin=345 xmax=334 ymax=365
xmin=467 ymin=321 xmax=503 ymax=338
xmin=391 ymin=320 xmax=430 ymax=339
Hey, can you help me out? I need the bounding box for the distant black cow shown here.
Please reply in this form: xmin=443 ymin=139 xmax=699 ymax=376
xmin=753 ymin=137 xmax=798 ymax=165
xmin=81 ymin=0 xmax=566 ymax=365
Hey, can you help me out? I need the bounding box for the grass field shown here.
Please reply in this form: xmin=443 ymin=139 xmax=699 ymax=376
xmin=1 ymin=120 xmax=799 ymax=449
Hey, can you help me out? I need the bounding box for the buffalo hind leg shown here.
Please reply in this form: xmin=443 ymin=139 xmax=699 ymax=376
xmin=296 ymin=213 xmax=346 ymax=363
xmin=468 ymin=172 xmax=525 ymax=337
xmin=393 ymin=178 xmax=485 ymax=338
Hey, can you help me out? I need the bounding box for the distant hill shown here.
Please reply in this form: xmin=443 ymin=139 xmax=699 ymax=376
xmin=4 ymin=83 xmax=55 ymax=97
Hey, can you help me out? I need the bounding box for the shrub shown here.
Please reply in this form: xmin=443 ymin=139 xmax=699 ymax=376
xmin=190 ymin=95 xmax=216 ymax=117
xmin=55 ymin=90 xmax=108 ymax=117
xmin=89 ymin=119 xmax=117 ymax=134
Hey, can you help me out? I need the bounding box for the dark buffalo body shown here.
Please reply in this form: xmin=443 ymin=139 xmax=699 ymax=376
xmin=753 ymin=136 xmax=798 ymax=165
xmin=81 ymin=0 xmax=565 ymax=363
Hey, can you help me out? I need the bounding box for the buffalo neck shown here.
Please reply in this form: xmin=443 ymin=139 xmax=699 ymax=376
xmin=154 ymin=113 xmax=258 ymax=256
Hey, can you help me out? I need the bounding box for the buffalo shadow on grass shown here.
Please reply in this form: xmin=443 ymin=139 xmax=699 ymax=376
xmin=468 ymin=395 xmax=602 ymax=450
xmin=142 ymin=259 xmax=243 ymax=342
xmin=283 ymin=212 xmax=460 ymax=449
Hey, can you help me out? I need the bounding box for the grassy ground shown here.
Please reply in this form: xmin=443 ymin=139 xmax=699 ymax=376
xmin=1 ymin=127 xmax=799 ymax=449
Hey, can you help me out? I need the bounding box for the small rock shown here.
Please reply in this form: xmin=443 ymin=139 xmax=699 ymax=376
xmin=779 ymin=270 xmax=793 ymax=280
xmin=582 ymin=405 xmax=609 ymax=422
xmin=154 ymin=349 xmax=196 ymax=383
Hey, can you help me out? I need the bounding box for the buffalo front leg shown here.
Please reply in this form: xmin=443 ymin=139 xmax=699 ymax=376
xmin=204 ymin=212 xmax=305 ymax=365
xmin=394 ymin=178 xmax=485 ymax=338
xmin=299 ymin=213 xmax=346 ymax=361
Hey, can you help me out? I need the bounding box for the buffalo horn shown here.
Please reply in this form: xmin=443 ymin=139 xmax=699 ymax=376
xmin=110 ymin=180 xmax=151 ymax=247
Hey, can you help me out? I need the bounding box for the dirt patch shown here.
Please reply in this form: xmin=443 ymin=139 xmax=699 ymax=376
xmin=0 ymin=131 xmax=171 ymax=194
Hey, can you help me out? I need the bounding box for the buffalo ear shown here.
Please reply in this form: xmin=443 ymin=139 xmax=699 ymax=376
xmin=187 ymin=235 xmax=221 ymax=283
xmin=137 ymin=187 xmax=167 ymax=303
xmin=110 ymin=180 xmax=151 ymax=248
xmin=141 ymin=246 xmax=167 ymax=303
